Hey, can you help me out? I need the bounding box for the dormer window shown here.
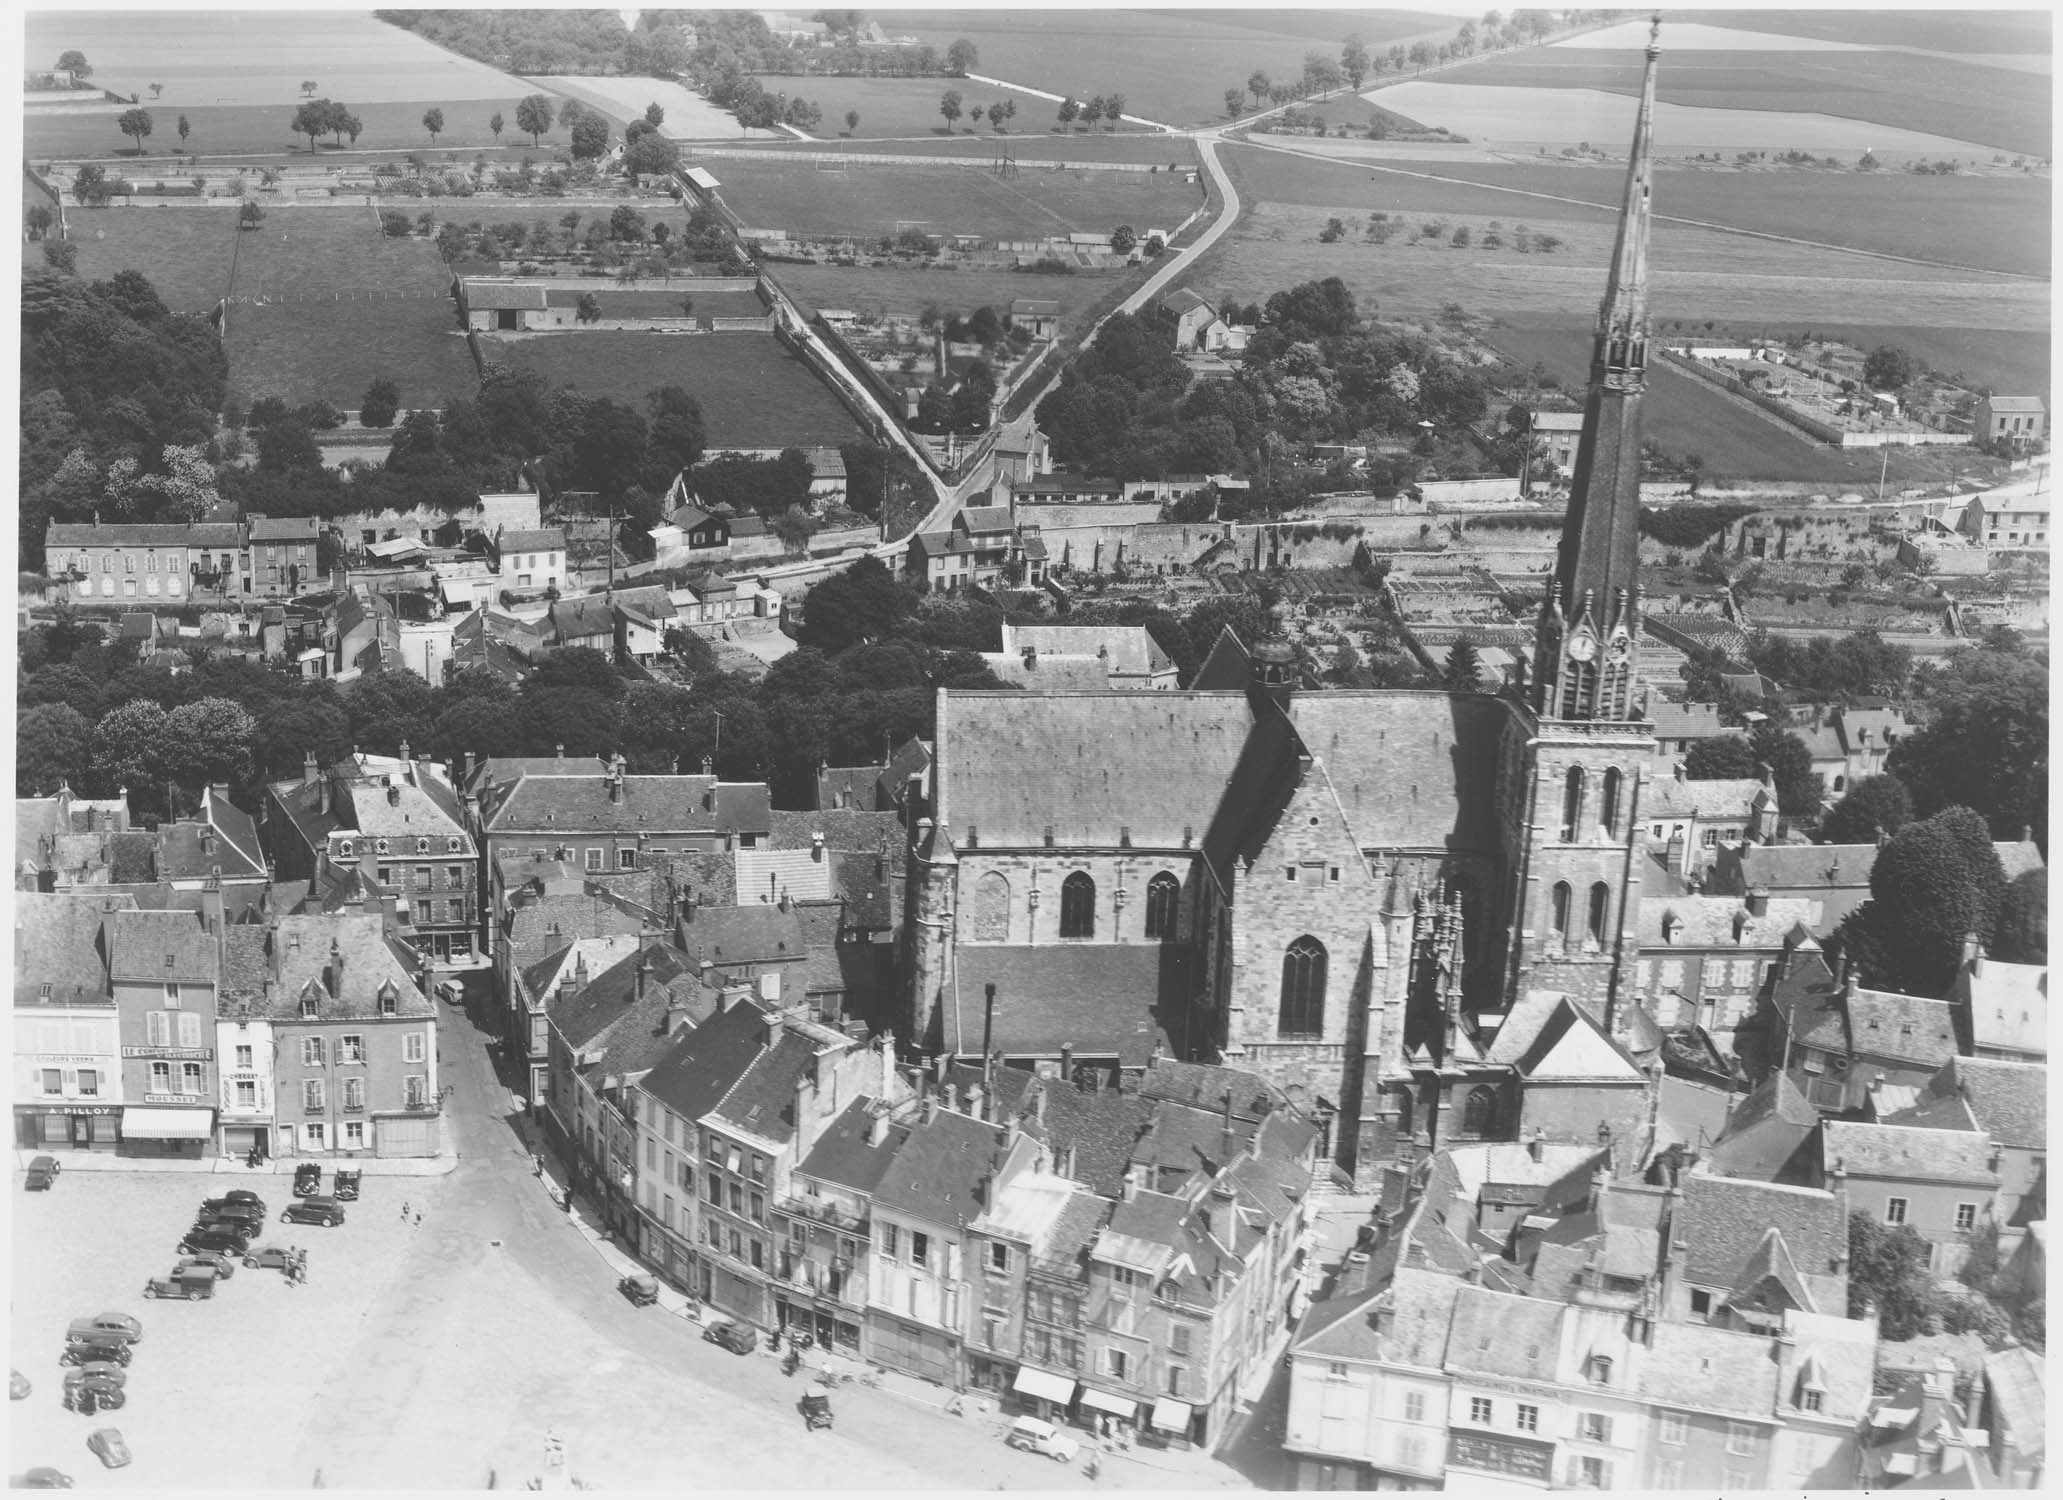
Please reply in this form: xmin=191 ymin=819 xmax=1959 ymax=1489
xmin=1800 ymin=1389 xmax=1823 ymax=1413
xmin=447 ymin=837 xmax=464 ymax=853
xmin=301 ymin=993 xmax=319 ymax=1019
xmin=337 ymin=840 xmax=354 ymax=859
xmin=378 ymin=979 xmax=399 ymax=1017
xmin=416 ymin=838 xmax=431 ymax=854
xmin=375 ymin=839 xmax=391 ymax=855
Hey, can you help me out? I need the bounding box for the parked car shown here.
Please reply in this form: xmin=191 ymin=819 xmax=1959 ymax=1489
xmin=58 ymin=1343 xmax=130 ymax=1370
xmin=174 ymin=1252 xmax=235 ymax=1280
xmin=59 ymin=1364 xmax=123 ymax=1393
xmin=701 ymin=1321 xmax=756 ymax=1355
xmin=177 ymin=1223 xmax=251 ymax=1257
xmin=801 ymin=1392 xmax=833 ymax=1431
xmin=61 ymin=1368 xmax=125 ymax=1411
xmin=25 ymin=1156 xmax=60 ymax=1191
xmin=85 ymin=1428 xmax=130 ymax=1470
xmin=142 ymin=1265 xmax=215 ymax=1301
xmin=8 ymin=1467 xmax=73 ymax=1488
xmin=332 ymin=1169 xmax=361 ymax=1201
xmin=291 ymin=1162 xmax=322 ymax=1197
xmin=1005 ymin=1416 xmax=1080 ymax=1463
xmin=10 ymin=1369 xmax=31 ymax=1401
xmin=617 ymin=1275 xmax=659 ymax=1308
xmin=215 ymin=1188 xmax=266 ymax=1211
xmin=280 ymin=1196 xmax=344 ymax=1228
xmin=197 ymin=1198 xmax=266 ymax=1227
xmin=63 ymin=1315 xmax=139 ymax=1347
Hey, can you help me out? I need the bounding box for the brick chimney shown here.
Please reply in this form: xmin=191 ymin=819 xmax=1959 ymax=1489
xmin=303 ymin=751 xmax=320 ymax=787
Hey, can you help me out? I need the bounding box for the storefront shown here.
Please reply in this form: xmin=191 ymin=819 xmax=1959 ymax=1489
xmin=118 ymin=1105 xmax=216 ymax=1158
xmin=1080 ymin=1385 xmax=1141 ymax=1436
xmin=1006 ymin=1363 xmax=1078 ymax=1424
xmin=1148 ymin=1395 xmax=1198 ymax=1449
xmin=772 ymin=1292 xmax=861 ymax=1353
xmin=865 ymin=1312 xmax=959 ymax=1385
xmin=13 ymin=1104 xmax=120 ymax=1152
xmin=219 ymin=1123 xmax=271 ymax=1159
xmin=708 ymin=1260 xmax=768 ymax=1328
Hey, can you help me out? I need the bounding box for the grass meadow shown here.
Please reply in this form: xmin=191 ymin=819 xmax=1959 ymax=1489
xmin=768 ymin=260 xmax=1121 ymax=337
xmin=65 ymin=206 xmax=242 ymax=311
xmin=710 ymin=134 xmax=1202 ymax=167
xmin=225 ymin=297 xmax=476 ymax=411
xmin=492 ymin=332 xmax=865 ymax=449
xmin=713 ymin=156 xmax=1202 ymax=241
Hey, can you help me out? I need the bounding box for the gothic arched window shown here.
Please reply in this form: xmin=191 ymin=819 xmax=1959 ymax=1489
xmin=1462 ymin=1085 xmax=1500 ymax=1136
xmin=1551 ymin=882 xmax=1573 ymax=948
xmin=1144 ymin=871 xmax=1181 ymax=941
xmin=1562 ymin=767 xmax=1585 ymax=843
xmin=1599 ymin=768 xmax=1623 ymax=837
xmin=1588 ymin=882 xmax=1611 ymax=948
xmin=1059 ymin=872 xmax=1096 ymax=939
xmin=1278 ymin=936 xmax=1327 ymax=1039
xmin=971 ymin=871 xmax=1010 ymax=941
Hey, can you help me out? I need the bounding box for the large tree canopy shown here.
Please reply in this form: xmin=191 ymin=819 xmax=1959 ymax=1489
xmin=1839 ymin=805 xmax=2007 ymax=994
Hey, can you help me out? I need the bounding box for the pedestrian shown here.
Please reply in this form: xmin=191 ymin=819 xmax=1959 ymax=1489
xmin=401 ymin=1200 xmax=411 ymax=1222
xmin=413 ymin=1208 xmax=422 ymax=1226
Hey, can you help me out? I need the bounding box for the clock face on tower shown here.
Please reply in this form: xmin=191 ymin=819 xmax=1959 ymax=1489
xmin=1565 ymin=633 xmax=1597 ymax=663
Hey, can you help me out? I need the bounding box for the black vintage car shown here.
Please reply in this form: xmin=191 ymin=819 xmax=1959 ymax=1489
xmin=178 ymin=1223 xmax=252 ymax=1257
xmin=701 ymin=1321 xmax=756 ymax=1356
xmin=280 ymin=1196 xmax=344 ymax=1228
xmin=331 ymin=1169 xmax=361 ymax=1201
xmin=800 ymin=1393 xmax=833 ymax=1431
xmin=617 ymin=1275 xmax=659 ymax=1308
xmin=291 ymin=1162 xmax=322 ymax=1198
xmin=59 ymin=1342 xmax=130 ymax=1370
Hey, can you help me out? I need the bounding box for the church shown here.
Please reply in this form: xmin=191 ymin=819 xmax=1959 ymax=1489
xmin=907 ymin=34 xmax=1671 ymax=1187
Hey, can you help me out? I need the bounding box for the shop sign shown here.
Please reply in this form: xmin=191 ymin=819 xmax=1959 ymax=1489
xmin=123 ymin=1046 xmax=213 ymax=1061
xmin=143 ymin=1093 xmax=208 ymax=1105
xmin=1447 ymin=1431 xmax=1554 ymax=1483
xmin=35 ymin=1055 xmax=104 ymax=1065
xmin=16 ymin=1104 xmax=119 ymax=1117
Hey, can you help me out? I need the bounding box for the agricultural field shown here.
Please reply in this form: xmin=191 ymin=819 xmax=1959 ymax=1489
xmin=769 ymin=261 xmax=1119 ymax=337
xmin=709 ymin=132 xmax=1201 ymax=167
xmin=1483 ymin=321 xmax=2006 ymax=486
xmin=225 ymin=296 xmax=477 ymax=412
xmin=525 ymin=76 xmax=774 ymax=141
xmin=491 ymin=332 xmax=866 ymax=449
xmin=1419 ymin=31 xmax=2050 ymax=157
xmin=1220 ymin=145 xmax=2052 ymax=278
xmin=1363 ymin=79 xmax=2001 ymax=157
xmin=28 ymin=96 xmax=543 ymax=163
xmin=711 ymin=155 xmax=1202 ymax=241
xmin=226 ymin=207 xmax=453 ymax=301
xmin=64 ymin=205 xmax=241 ymax=311
xmin=871 ymin=7 xmax=1454 ymax=127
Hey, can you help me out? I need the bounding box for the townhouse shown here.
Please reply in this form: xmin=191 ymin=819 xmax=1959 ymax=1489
xmin=1756 ymin=950 xmax=1961 ymax=1112
xmin=1629 ymin=890 xmax=1822 ymax=1042
xmin=45 ymin=518 xmax=250 ymax=601
xmin=1885 ymin=1055 xmax=2047 ymax=1230
xmin=12 ymin=892 xmax=132 ymax=1153
xmin=1815 ymin=1121 xmax=2000 ymax=1275
xmin=1948 ymin=944 xmax=2047 ymax=1064
xmin=777 ymin=1087 xmax=914 ymax=1354
xmin=107 ymin=906 xmax=222 ymax=1157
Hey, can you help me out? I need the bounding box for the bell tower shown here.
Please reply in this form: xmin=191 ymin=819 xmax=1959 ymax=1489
xmin=1507 ymin=17 xmax=1663 ymax=1019
xmin=1534 ymin=14 xmax=1661 ymax=724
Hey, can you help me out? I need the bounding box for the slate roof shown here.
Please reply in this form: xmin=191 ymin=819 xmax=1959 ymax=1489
xmin=1136 ymin=1060 xmax=1285 ymax=1121
xmin=1981 ymin=1346 xmax=2045 ymax=1461
xmin=105 ymin=909 xmax=215 ymax=983
xmin=481 ymin=773 xmax=772 ymax=837
xmin=1445 ymin=1285 xmax=1562 ymax=1382
xmin=1677 ymin=1170 xmax=1848 ymax=1312
xmin=339 ymin=773 xmax=470 ymax=842
xmin=1001 ymin=624 xmax=1174 ymax=678
xmin=734 ymin=847 xmax=833 ymax=906
xmin=467 ymin=282 xmax=548 ymax=311
xmin=1021 ymin=1076 xmax=1157 ymax=1199
xmin=107 ymin=831 xmax=158 ymax=884
xmin=709 ymin=1026 xmax=821 ymax=1144
xmin=47 ymin=522 xmax=243 ymax=547
xmin=1706 ymin=1071 xmax=1820 ymax=1182
xmin=796 ymin=1096 xmax=905 ymax=1194
xmin=1291 ymin=691 xmax=1510 ymax=853
xmin=1645 ymin=773 xmax=1765 ymax=822
xmin=1730 ymin=1224 xmax=1819 ymax=1315
xmin=1994 ymin=840 xmax=2045 ymax=881
xmin=550 ymin=942 xmax=714 ymax=1055
xmin=13 ymin=892 xmax=125 ymax=1002
xmin=979 ymin=651 xmax=1110 ymax=690
xmin=936 ymin=689 xmax=1252 ymax=847
xmin=1891 ymin=1057 xmax=2047 ymax=1149
xmin=945 ymin=944 xmax=1185 ymax=1065
xmin=1636 ymin=894 xmax=1823 ymax=950
xmin=1640 ymin=1321 xmax=1780 ymax=1419
xmin=815 ymin=764 xmax=883 ymax=812
xmin=637 ymin=998 xmax=772 ymax=1122
xmin=872 ymin=1106 xmax=1007 ymax=1229
xmin=503 ymin=893 xmax=649 ymax=976
xmin=1822 ymin=1122 xmax=1999 ymax=1185
xmin=1846 ymin=986 xmax=1961 ymax=1068
xmin=826 ymin=849 xmax=896 ymax=931
xmin=253 ymin=912 xmax=432 ymax=1019
xmin=1733 ymin=842 xmax=1880 ymax=890
xmin=676 ymin=904 xmax=804 ymax=969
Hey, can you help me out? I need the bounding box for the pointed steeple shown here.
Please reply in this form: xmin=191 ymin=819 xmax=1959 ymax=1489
xmin=1534 ymin=15 xmax=1661 ymax=724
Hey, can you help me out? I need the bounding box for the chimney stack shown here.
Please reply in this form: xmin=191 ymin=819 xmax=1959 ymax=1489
xmin=1746 ymin=887 xmax=1770 ymax=918
xmin=327 ymin=936 xmax=345 ymax=998
xmin=303 ymin=752 xmax=320 ymax=787
xmin=399 ymin=739 xmax=410 ymax=765
xmin=1059 ymin=1042 xmax=1074 ymax=1084
xmin=868 ymin=1106 xmax=890 ymax=1147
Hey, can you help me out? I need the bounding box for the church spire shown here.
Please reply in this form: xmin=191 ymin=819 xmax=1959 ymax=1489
xmin=1534 ymin=14 xmax=1660 ymax=723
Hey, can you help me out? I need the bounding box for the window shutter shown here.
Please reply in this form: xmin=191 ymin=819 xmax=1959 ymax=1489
xmin=147 ymin=1011 xmax=168 ymax=1046
xmin=178 ymin=1011 xmax=202 ymax=1048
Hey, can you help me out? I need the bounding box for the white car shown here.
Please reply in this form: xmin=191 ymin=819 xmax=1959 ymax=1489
xmin=1005 ymin=1416 xmax=1081 ymax=1462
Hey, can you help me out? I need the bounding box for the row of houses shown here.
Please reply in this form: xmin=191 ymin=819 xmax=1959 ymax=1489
xmin=43 ymin=514 xmax=321 ymax=602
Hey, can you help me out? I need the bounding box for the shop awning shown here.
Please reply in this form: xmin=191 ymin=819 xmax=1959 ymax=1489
xmin=120 ymin=1107 xmax=213 ymax=1139
xmin=1080 ymin=1388 xmax=1138 ymax=1420
xmin=1011 ymin=1366 xmax=1077 ymax=1405
xmin=1150 ymin=1397 xmax=1194 ymax=1434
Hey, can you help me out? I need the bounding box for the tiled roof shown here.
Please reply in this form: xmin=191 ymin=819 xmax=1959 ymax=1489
xmin=979 ymin=652 xmax=1110 ymax=690
xmin=1823 ymin=1121 xmax=1999 ymax=1185
xmin=1733 ymin=842 xmax=1879 ymax=889
xmin=1022 ymin=1076 xmax=1156 ymax=1199
xmin=105 ymin=908 xmax=215 ymax=983
xmin=637 ymin=998 xmax=772 ymax=1121
xmin=1981 ymin=1346 xmax=2045 ymax=1458
xmin=1730 ymin=1224 xmax=1819 ymax=1315
xmin=1001 ymin=624 xmax=1173 ymax=678
xmin=107 ymin=830 xmax=158 ymax=884
xmin=13 ymin=891 xmax=124 ymax=1000
xmin=504 ymin=894 xmax=649 ymax=976
xmin=796 ymin=1096 xmax=905 ymax=1194
xmin=1136 ymin=1059 xmax=1285 ymax=1121
xmin=872 ymin=1106 xmax=1006 ymax=1229
xmin=248 ymin=515 xmax=320 ymax=541
xmin=945 ymin=944 xmax=1185 ymax=1065
xmin=1994 ymin=840 xmax=2045 ymax=881
xmin=466 ymin=282 xmax=548 ymax=310
xmin=936 ymin=689 xmax=1252 ymax=847
xmin=826 ymin=849 xmax=896 ymax=931
xmin=1678 ymin=1169 xmax=1847 ymax=1311
xmin=1893 ymin=1057 xmax=2046 ymax=1149
xmin=47 ymin=522 xmax=243 ymax=547
xmin=549 ymin=942 xmax=713 ymax=1053
xmin=220 ymin=924 xmax=271 ymax=1000
xmin=734 ymin=847 xmax=833 ymax=906
xmin=1645 ymin=773 xmax=1766 ymax=822
xmin=1846 ymin=986 xmax=1961 ymax=1068
xmin=1640 ymin=1321 xmax=1780 ymax=1419
xmin=814 ymin=765 xmax=883 ymax=813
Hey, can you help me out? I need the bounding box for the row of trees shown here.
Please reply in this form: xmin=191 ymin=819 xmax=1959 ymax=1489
xmin=1222 ymin=10 xmax=1579 ymax=119
xmin=1053 ymin=95 xmax=1123 ymax=131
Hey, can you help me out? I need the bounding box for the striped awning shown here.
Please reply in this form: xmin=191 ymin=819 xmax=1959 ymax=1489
xmin=1011 ymin=1365 xmax=1076 ymax=1404
xmin=1080 ymin=1387 xmax=1137 ymax=1419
